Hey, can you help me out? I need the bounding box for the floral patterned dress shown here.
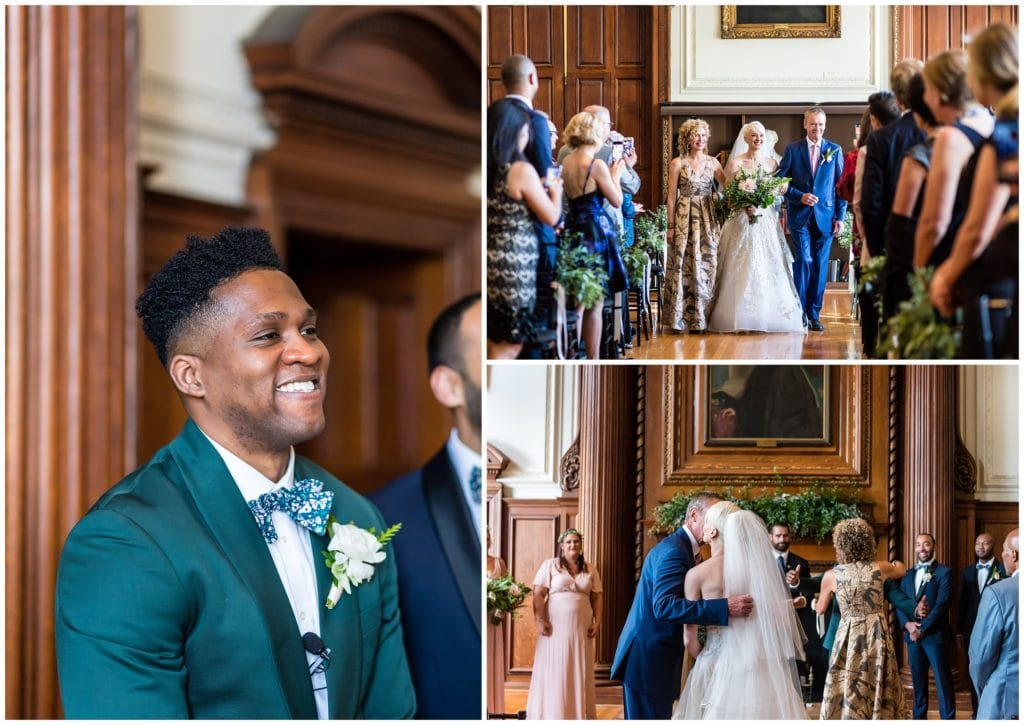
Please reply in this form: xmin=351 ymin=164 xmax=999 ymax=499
xmin=487 ymin=165 xmax=538 ymax=344
xmin=820 ymin=562 xmax=909 ymax=720
xmin=664 ymin=161 xmax=720 ymax=331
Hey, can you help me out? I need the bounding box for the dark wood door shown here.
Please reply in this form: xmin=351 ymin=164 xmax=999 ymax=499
xmin=487 ymin=5 xmax=655 ymax=206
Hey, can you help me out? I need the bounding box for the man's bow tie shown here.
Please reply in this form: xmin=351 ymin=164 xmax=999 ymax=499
xmin=247 ymin=478 xmax=333 ymax=544
xmin=916 ymin=563 xmax=931 ymax=570
xmin=977 ymin=562 xmax=992 ymax=570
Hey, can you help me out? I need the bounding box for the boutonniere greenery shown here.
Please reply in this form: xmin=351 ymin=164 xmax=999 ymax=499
xmin=822 ymin=147 xmax=838 ymax=164
xmin=991 ymin=568 xmax=1002 ymax=582
xmin=321 ymin=515 xmax=401 ymax=609
xmin=921 ymin=566 xmax=934 ymax=586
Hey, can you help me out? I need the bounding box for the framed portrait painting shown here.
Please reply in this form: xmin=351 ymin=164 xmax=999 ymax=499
xmin=721 ymin=5 xmax=842 ymax=39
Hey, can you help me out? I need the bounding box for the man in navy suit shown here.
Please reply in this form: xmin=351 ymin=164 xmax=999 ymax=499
xmin=970 ymin=528 xmax=1018 ymax=720
xmin=611 ymin=492 xmax=754 ymax=719
xmin=495 ymin=55 xmax=558 ymax=330
xmin=778 ymin=107 xmax=846 ymax=332
xmin=897 ymin=532 xmax=956 ymax=719
xmin=859 ymin=59 xmax=925 ymax=356
xmin=370 ymin=294 xmax=482 ymax=719
xmin=959 ymin=531 xmax=1008 ymax=716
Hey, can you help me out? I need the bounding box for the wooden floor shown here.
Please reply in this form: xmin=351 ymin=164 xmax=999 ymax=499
xmin=500 ymin=686 xmax=973 ymax=720
xmin=627 ymin=286 xmax=864 ymax=360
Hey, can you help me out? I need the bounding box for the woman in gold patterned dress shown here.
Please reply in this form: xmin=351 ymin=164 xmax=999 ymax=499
xmin=664 ymin=118 xmax=725 ymax=333
xmin=816 ymin=518 xmax=910 ymax=719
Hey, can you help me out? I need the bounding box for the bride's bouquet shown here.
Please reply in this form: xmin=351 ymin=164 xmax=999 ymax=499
xmin=723 ymin=167 xmax=789 ymax=225
xmin=486 ymin=574 xmax=531 ymax=626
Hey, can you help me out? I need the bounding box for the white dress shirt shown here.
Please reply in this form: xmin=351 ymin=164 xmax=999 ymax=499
xmin=203 ymin=432 xmax=329 ymax=719
xmin=446 ymin=428 xmax=482 ymax=541
xmin=915 ymin=558 xmax=936 ymax=595
xmin=977 ymin=558 xmax=996 ymax=593
xmin=682 ymin=524 xmax=701 ymax=561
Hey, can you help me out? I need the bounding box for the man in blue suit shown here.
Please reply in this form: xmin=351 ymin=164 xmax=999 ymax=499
xmin=958 ymin=531 xmax=1007 ymax=716
xmin=970 ymin=528 xmax=1018 ymax=720
xmin=897 ymin=533 xmax=956 ymax=719
xmin=611 ymin=492 xmax=754 ymax=719
xmin=777 ymin=107 xmax=846 ymax=332
xmin=370 ymin=295 xmax=482 ymax=719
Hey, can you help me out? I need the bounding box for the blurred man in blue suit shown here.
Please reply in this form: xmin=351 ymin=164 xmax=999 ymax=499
xmin=611 ymin=492 xmax=753 ymax=719
xmin=778 ymin=107 xmax=846 ymax=332
xmin=370 ymin=295 xmax=482 ymax=719
xmin=970 ymin=527 xmax=1018 ymax=720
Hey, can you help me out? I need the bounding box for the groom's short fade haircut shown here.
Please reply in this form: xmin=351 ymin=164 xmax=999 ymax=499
xmin=136 ymin=227 xmax=284 ymax=367
xmin=803 ymin=106 xmax=826 ymax=120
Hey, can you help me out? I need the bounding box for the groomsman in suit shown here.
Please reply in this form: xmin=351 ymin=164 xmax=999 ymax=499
xmin=611 ymin=492 xmax=754 ymax=719
xmin=897 ymin=532 xmax=956 ymax=719
xmin=370 ymin=295 xmax=482 ymax=719
xmin=959 ymin=532 xmax=1008 ymax=717
xmin=969 ymin=528 xmax=1019 ymax=720
xmin=496 ymin=54 xmax=558 ymax=326
xmin=55 ymin=228 xmax=415 ymax=718
xmin=770 ymin=523 xmax=826 ymax=702
xmin=859 ymin=59 xmax=925 ymax=356
xmin=777 ymin=107 xmax=846 ymax=332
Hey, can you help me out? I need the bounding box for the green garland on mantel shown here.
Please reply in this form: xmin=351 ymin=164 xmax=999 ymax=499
xmin=649 ymin=480 xmax=863 ymax=543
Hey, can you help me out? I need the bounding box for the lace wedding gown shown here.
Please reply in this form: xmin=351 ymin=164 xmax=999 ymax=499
xmin=672 ymin=512 xmax=809 ymax=720
xmin=708 ymin=163 xmax=805 ymax=333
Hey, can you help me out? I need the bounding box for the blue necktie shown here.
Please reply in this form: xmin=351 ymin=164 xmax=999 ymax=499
xmin=248 ymin=478 xmax=333 ymax=544
xmin=469 ymin=466 xmax=482 ymax=504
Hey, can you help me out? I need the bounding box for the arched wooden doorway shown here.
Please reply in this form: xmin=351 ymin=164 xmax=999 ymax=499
xmin=244 ymin=6 xmax=481 ymax=492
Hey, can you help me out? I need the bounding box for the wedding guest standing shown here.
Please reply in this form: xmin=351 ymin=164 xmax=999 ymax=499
xmin=816 ymin=518 xmax=908 ymax=719
xmin=860 ymin=58 xmax=925 ymax=355
xmin=560 ymin=111 xmax=629 ymax=360
xmin=897 ymin=533 xmax=956 ymax=720
xmin=487 ymin=530 xmax=509 ymax=716
xmin=959 ymin=532 xmax=1008 ymax=717
xmin=928 ymin=24 xmax=1018 ymax=358
xmin=526 ymin=529 xmax=603 ymax=720
xmin=664 ymin=118 xmax=725 ymax=333
xmin=970 ymin=528 xmax=1019 ymax=720
xmin=486 ymin=101 xmax=563 ymax=359
xmin=882 ymin=75 xmax=940 ymax=321
xmin=913 ymin=49 xmax=995 ymax=269
xmin=777 ymin=107 xmax=846 ymax=332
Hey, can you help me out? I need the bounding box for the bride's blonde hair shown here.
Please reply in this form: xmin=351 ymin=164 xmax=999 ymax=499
xmin=703 ymin=500 xmax=741 ymax=541
xmin=741 ymin=121 xmax=766 ymax=144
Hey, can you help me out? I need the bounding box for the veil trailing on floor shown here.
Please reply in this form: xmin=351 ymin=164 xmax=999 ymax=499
xmin=699 ymin=510 xmax=809 ymax=719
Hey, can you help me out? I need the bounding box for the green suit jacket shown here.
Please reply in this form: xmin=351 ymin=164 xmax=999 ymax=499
xmin=55 ymin=419 xmax=415 ymax=719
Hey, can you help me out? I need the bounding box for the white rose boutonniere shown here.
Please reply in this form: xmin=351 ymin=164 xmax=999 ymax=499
xmin=321 ymin=515 xmax=401 ymax=609
xmin=822 ymin=147 xmax=838 ymax=164
xmin=921 ymin=569 xmax=933 ymax=586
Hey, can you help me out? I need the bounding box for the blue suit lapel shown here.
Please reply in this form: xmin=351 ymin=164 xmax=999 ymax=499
xmin=170 ymin=420 xmax=317 ymax=719
xmin=800 ymin=140 xmax=813 ymax=181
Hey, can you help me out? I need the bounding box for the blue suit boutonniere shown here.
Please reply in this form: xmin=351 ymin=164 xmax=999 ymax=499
xmin=822 ymin=147 xmax=838 ymax=164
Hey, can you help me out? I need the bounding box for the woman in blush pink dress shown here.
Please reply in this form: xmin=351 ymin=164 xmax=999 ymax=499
xmin=525 ymin=529 xmax=603 ymax=720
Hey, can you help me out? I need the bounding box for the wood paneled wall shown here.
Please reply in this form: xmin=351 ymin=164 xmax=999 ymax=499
xmin=6 ymin=6 xmax=139 ymax=718
xmin=895 ymin=5 xmax=1019 ymax=61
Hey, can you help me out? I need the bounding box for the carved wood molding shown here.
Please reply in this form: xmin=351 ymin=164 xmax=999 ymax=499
xmin=487 ymin=443 xmax=510 ymax=483
xmin=559 ymin=434 xmax=581 ymax=492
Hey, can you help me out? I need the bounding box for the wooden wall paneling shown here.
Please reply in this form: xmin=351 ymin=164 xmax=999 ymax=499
xmin=895 ymin=5 xmax=1019 ymax=61
xmin=5 ymin=6 xmax=138 ymax=718
xmin=974 ymin=502 xmax=1020 ymax=557
xmin=243 ymin=7 xmax=480 ymax=494
xmin=486 ymin=6 xmax=564 ymax=127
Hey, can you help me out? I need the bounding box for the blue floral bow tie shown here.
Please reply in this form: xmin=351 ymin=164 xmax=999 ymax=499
xmin=977 ymin=562 xmax=992 ymax=570
xmin=247 ymin=478 xmax=333 ymax=544
xmin=916 ymin=563 xmax=931 ymax=570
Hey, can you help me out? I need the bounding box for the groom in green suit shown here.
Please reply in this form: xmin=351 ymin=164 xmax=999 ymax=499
xmin=55 ymin=228 xmax=415 ymax=719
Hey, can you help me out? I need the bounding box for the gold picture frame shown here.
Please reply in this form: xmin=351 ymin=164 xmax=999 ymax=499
xmin=721 ymin=5 xmax=841 ymax=39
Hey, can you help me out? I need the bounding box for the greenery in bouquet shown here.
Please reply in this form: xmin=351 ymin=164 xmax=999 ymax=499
xmin=556 ymin=233 xmax=608 ymax=308
xmin=487 ymin=574 xmax=531 ymax=626
xmin=723 ymin=167 xmax=790 ymax=224
xmin=712 ymin=193 xmax=730 ymax=228
xmin=649 ymin=477 xmax=863 ymax=543
xmin=877 ymin=266 xmax=959 ymax=359
xmin=836 ymin=211 xmax=853 ymax=250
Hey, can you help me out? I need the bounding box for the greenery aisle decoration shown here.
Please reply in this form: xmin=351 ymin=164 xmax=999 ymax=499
xmin=634 ymin=207 xmax=668 ymax=259
xmin=649 ymin=480 xmax=863 ymax=543
xmin=836 ymin=210 xmax=853 ymax=250
xmin=556 ymin=233 xmax=608 ymax=309
xmin=877 ymin=266 xmax=959 ymax=359
xmin=621 ymin=241 xmax=648 ymax=288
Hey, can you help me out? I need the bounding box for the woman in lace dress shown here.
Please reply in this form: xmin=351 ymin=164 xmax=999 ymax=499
xmin=816 ymin=518 xmax=909 ymax=719
xmin=708 ymin=121 xmax=805 ymax=333
xmin=486 ymin=101 xmax=563 ymax=359
xmin=526 ymin=529 xmax=603 ymax=720
xmin=665 ymin=118 xmax=726 ymax=333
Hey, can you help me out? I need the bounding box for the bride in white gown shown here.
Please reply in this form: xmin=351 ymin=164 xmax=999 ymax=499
xmin=672 ymin=503 xmax=808 ymax=720
xmin=708 ymin=121 xmax=806 ymax=333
